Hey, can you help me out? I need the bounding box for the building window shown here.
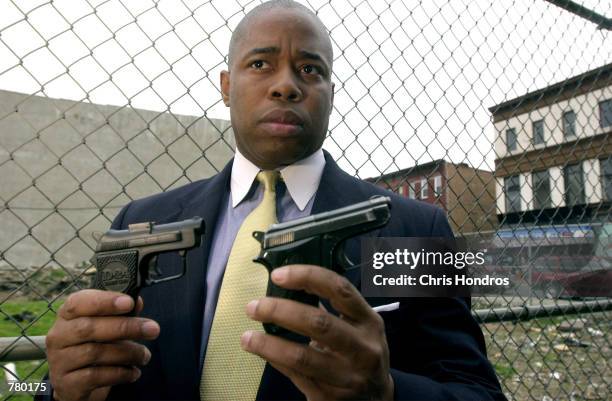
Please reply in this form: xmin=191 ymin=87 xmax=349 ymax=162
xmin=408 ymin=183 xmax=416 ymax=199
xmin=600 ymin=99 xmax=612 ymax=129
xmin=601 ymin=157 xmax=612 ymax=201
xmin=564 ymin=163 xmax=584 ymax=206
xmin=398 ymin=185 xmax=405 ymax=196
xmin=506 ymin=128 xmax=517 ymax=151
xmin=532 ymin=170 xmax=551 ymax=209
xmin=420 ymin=178 xmax=428 ymax=199
xmin=505 ymin=175 xmax=521 ymax=213
xmin=532 ymin=120 xmax=544 ymax=145
xmin=433 ymin=175 xmax=442 ymax=196
xmin=563 ymin=110 xmax=576 ymax=138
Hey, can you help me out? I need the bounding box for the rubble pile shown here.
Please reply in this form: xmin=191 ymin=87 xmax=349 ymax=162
xmin=0 ymin=264 xmax=92 ymax=299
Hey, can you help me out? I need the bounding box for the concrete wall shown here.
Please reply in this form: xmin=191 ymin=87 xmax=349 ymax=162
xmin=0 ymin=89 xmax=234 ymax=269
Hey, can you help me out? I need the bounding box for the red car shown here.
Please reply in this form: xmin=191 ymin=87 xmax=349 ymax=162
xmin=527 ymin=255 xmax=612 ymax=298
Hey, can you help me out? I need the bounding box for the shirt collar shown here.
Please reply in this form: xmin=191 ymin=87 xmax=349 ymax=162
xmin=230 ymin=148 xmax=325 ymax=211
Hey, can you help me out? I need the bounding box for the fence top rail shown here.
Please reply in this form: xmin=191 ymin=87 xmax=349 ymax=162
xmin=1 ymin=299 xmax=611 ymax=362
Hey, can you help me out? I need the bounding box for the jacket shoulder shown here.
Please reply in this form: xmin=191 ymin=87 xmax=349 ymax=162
xmin=111 ymin=175 xmax=220 ymax=228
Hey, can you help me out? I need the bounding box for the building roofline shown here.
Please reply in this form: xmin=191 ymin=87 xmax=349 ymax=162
xmin=365 ymin=159 xmax=493 ymax=181
xmin=488 ymin=63 xmax=612 ymax=118
xmin=365 ymin=159 xmax=444 ymax=181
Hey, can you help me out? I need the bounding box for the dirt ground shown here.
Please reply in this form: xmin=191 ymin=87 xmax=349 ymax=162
xmin=476 ymin=298 xmax=611 ymax=401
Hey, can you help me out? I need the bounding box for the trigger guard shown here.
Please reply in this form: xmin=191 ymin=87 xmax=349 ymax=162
xmin=333 ymin=242 xmax=353 ymax=272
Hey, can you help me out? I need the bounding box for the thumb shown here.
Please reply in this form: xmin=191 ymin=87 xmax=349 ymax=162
xmin=88 ymin=386 xmax=111 ymax=401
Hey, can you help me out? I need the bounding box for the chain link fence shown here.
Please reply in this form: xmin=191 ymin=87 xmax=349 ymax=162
xmin=0 ymin=0 xmax=611 ymax=400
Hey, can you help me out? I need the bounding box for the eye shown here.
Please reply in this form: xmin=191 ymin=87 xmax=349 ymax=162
xmin=250 ymin=60 xmax=269 ymax=69
xmin=301 ymin=64 xmax=323 ymax=76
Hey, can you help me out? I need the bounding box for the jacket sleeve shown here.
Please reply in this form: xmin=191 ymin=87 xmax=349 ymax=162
xmin=387 ymin=297 xmax=506 ymax=400
xmin=33 ymin=204 xmax=134 ymax=401
xmin=387 ymin=208 xmax=506 ymax=400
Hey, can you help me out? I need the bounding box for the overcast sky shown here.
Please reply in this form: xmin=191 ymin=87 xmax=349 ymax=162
xmin=0 ymin=0 xmax=610 ymax=178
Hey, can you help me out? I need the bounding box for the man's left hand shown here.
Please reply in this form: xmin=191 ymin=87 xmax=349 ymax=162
xmin=241 ymin=264 xmax=394 ymax=401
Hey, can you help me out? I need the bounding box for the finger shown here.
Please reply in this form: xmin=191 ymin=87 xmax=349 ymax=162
xmin=241 ymin=330 xmax=355 ymax=388
xmin=271 ymin=265 xmax=372 ymax=322
xmin=56 ymin=341 xmax=151 ymax=373
xmin=309 ymin=339 xmax=330 ymax=353
xmin=53 ymin=385 xmax=111 ymax=401
xmin=48 ymin=316 xmax=160 ymax=348
xmin=268 ymin=361 xmax=325 ymax=400
xmin=135 ymin=296 xmax=144 ymax=314
xmin=90 ymin=387 xmax=112 ymax=401
xmin=59 ymin=290 xmax=137 ymax=320
xmin=60 ymin=365 xmax=141 ymax=396
xmin=247 ymin=297 xmax=359 ymax=355
xmin=269 ymin=361 xmax=357 ymax=401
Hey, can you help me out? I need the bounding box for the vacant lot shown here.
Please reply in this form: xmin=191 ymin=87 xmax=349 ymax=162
xmin=482 ymin=311 xmax=611 ymax=400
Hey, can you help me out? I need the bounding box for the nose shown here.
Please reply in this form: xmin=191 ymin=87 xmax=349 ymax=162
xmin=268 ymin=67 xmax=303 ymax=102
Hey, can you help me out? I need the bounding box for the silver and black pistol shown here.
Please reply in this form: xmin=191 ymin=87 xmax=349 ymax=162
xmin=253 ymin=196 xmax=391 ymax=338
xmin=91 ymin=217 xmax=204 ymax=310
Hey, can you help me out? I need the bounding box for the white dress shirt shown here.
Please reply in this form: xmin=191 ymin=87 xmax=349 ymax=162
xmin=230 ymin=147 xmax=325 ymax=210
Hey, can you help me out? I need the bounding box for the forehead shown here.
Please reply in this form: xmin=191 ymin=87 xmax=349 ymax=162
xmin=235 ymin=9 xmax=332 ymax=61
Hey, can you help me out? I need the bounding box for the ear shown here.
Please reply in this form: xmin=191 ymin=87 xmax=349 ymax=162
xmin=220 ymin=70 xmax=230 ymax=107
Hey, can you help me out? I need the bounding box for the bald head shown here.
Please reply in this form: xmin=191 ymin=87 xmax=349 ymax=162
xmin=227 ymin=0 xmax=333 ymax=69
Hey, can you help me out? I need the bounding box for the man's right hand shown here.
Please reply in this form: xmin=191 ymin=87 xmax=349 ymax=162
xmin=46 ymin=290 xmax=160 ymax=401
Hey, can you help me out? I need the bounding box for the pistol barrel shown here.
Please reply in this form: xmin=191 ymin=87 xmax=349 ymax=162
xmin=260 ymin=196 xmax=391 ymax=249
xmin=96 ymin=217 xmax=203 ymax=252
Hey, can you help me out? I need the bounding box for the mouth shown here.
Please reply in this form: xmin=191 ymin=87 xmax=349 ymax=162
xmin=259 ymin=109 xmax=305 ymax=136
xmin=259 ymin=121 xmax=303 ymax=136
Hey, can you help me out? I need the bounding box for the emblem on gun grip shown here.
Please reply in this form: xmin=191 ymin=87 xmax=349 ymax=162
xmin=92 ymin=250 xmax=138 ymax=293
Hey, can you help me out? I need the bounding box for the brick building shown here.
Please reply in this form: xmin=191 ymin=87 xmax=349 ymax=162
xmin=491 ymin=63 xmax=612 ymax=261
xmin=367 ymin=160 xmax=496 ymax=234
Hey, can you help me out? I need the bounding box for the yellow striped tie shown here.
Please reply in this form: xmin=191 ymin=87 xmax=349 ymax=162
xmin=200 ymin=171 xmax=279 ymax=400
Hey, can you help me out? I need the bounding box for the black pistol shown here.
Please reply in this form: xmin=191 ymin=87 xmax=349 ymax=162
xmin=91 ymin=217 xmax=204 ymax=309
xmin=253 ymin=196 xmax=391 ymax=338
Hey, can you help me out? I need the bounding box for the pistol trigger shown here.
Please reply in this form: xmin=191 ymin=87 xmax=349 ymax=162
xmin=339 ymin=252 xmax=355 ymax=272
xmin=333 ymin=241 xmax=354 ymax=272
xmin=149 ymin=256 xmax=161 ymax=278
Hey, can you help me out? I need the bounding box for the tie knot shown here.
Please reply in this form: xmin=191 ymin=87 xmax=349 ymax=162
xmin=257 ymin=170 xmax=280 ymax=193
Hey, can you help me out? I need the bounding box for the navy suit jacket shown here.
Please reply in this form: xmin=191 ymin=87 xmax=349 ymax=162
xmin=43 ymin=151 xmax=506 ymax=400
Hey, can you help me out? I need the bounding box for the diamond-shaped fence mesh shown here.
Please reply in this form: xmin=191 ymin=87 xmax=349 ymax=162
xmin=0 ymin=0 xmax=611 ymax=400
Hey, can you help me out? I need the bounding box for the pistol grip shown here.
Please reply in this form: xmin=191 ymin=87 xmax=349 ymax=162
xmin=92 ymin=250 xmax=141 ymax=315
xmin=254 ymin=249 xmax=320 ymax=339
xmin=264 ymin=280 xmax=318 ymax=339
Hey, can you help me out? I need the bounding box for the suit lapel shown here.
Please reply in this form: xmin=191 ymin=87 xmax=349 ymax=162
xmin=158 ymin=161 xmax=232 ymax=399
xmin=311 ymin=151 xmax=362 ymax=214
xmin=312 ymin=151 xmax=385 ymax=285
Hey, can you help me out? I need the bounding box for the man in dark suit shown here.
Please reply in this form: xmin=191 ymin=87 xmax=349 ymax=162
xmin=43 ymin=1 xmax=506 ymax=400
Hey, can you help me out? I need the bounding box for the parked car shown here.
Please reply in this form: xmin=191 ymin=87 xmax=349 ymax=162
xmin=526 ymin=255 xmax=612 ymax=298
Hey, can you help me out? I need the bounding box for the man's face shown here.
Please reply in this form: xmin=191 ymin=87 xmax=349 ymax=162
xmin=221 ymin=9 xmax=334 ymax=169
